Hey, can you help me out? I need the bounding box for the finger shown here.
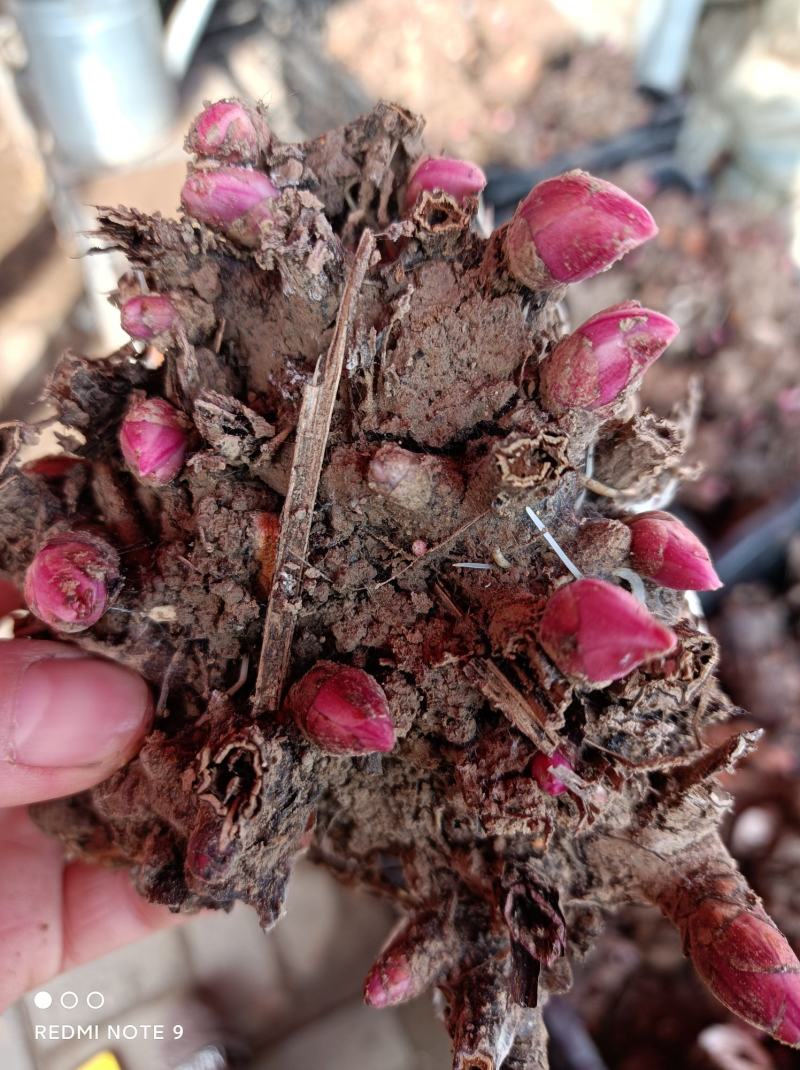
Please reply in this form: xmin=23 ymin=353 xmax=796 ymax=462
xmin=0 ymin=809 xmax=179 ymax=1011
xmin=0 ymin=640 xmax=152 ymax=806
xmin=61 ymin=862 xmax=182 ymax=973
xmin=0 ymin=581 xmax=23 ymax=618
xmin=0 ymin=809 xmax=63 ymax=1007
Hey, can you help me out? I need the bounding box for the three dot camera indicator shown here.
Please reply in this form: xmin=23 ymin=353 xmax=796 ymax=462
xmin=30 ymin=991 xmax=184 ymax=1045
xmin=33 ymin=990 xmax=105 ymax=1010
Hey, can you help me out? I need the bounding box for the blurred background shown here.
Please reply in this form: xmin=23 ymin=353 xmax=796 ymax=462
xmin=1 ymin=0 xmax=799 ymax=1067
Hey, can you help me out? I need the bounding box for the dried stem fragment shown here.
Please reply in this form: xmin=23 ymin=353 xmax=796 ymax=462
xmin=253 ymin=228 xmax=376 ymax=715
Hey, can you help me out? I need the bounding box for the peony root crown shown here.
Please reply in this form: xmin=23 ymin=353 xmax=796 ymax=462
xmin=0 ymin=98 xmax=795 ymax=1068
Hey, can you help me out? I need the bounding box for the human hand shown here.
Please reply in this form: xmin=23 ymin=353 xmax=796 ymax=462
xmin=0 ymin=580 xmax=178 ymax=1010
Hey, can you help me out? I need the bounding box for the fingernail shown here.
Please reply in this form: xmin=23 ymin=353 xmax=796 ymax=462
xmin=12 ymin=658 xmax=151 ymax=768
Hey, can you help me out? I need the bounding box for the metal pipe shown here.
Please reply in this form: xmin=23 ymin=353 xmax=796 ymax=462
xmin=11 ymin=0 xmax=177 ymax=173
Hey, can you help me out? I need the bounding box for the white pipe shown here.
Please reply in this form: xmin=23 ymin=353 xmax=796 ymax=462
xmin=163 ymin=0 xmax=219 ymax=81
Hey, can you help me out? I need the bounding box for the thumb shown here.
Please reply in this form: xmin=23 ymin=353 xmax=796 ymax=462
xmin=0 ymin=640 xmax=152 ymax=806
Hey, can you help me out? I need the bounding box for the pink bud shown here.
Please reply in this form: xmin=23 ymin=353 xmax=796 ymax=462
xmin=368 ymin=445 xmax=432 ymax=511
xmin=185 ymin=823 xmax=234 ymax=885
xmin=186 ymin=100 xmax=267 ymax=163
xmin=628 ymin=511 xmax=722 ymax=591
xmin=530 ymin=750 xmax=572 ymax=796
xmin=539 ymin=302 xmax=679 ymax=412
xmin=687 ymin=901 xmax=800 ymax=1047
xmin=120 ymin=294 xmax=176 ymax=340
xmin=181 ymin=167 xmax=279 ymax=242
xmin=368 ymin=444 xmax=421 ymax=488
xmin=364 ymin=957 xmax=414 ymax=1008
xmin=286 ymin=661 xmax=395 ymax=755
xmin=119 ymin=397 xmax=188 ymax=485
xmin=404 ymin=155 xmax=487 ymax=211
xmin=23 ymin=455 xmax=88 ymax=479
xmin=363 ymin=911 xmax=448 ymax=1009
xmin=24 ymin=533 xmax=120 ymax=633
xmin=504 ymin=170 xmax=658 ymax=290
xmin=538 ymin=577 xmax=676 ymax=685
xmin=253 ymin=512 xmax=280 ymax=597
xmin=368 ymin=445 xmax=462 ymax=513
